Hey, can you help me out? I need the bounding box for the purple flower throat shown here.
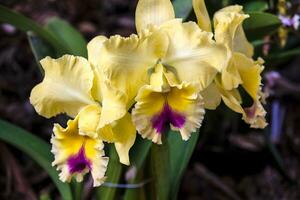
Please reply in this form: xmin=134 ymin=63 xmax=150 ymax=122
xmin=67 ymin=146 xmax=91 ymax=173
xmin=151 ymin=103 xmax=186 ymax=134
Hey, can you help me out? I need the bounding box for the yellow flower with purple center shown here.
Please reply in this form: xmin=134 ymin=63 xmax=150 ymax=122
xmin=51 ymin=105 xmax=108 ymax=186
xmin=89 ymin=0 xmax=227 ymax=143
xmin=30 ymin=55 xmax=136 ymax=186
xmin=132 ymin=64 xmax=204 ymax=144
xmin=193 ymin=0 xmax=267 ymax=128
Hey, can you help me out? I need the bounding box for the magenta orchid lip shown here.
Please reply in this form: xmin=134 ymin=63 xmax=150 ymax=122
xmin=151 ymin=103 xmax=186 ymax=134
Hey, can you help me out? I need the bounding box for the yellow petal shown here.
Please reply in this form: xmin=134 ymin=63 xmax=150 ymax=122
xmin=243 ymin=100 xmax=267 ymax=129
xmin=135 ymin=0 xmax=175 ymax=35
xmin=87 ymin=35 xmax=108 ymax=68
xmin=113 ymin=113 xmax=137 ymax=165
xmin=220 ymin=88 xmax=244 ymax=114
xmin=96 ymin=32 xmax=169 ymax=127
xmin=87 ymin=35 xmax=108 ymax=102
xmin=234 ymin=53 xmax=264 ymax=100
xmin=192 ymin=0 xmax=212 ymax=32
xmin=78 ymin=104 xmax=101 ymax=138
xmin=200 ymin=82 xmax=222 ymax=110
xmin=216 ymin=82 xmax=267 ymax=129
xmin=167 ymin=83 xmax=205 ymax=140
xmin=51 ymin=114 xmax=108 ymax=187
xmin=161 ymin=20 xmax=228 ymax=89
xmin=214 ymin=5 xmax=254 ymax=57
xmin=30 ymin=55 xmax=95 ymax=118
xmin=221 ymin=57 xmax=242 ymax=90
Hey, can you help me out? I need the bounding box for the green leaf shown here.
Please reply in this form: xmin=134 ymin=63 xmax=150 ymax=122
xmin=0 ymin=120 xmax=72 ymax=200
xmin=46 ymin=17 xmax=87 ymax=57
xmin=96 ymin=145 xmax=123 ymax=200
xmin=173 ymin=0 xmax=193 ymax=20
xmin=151 ymin=138 xmax=170 ymax=200
xmin=124 ymin=136 xmax=152 ymax=200
xmin=168 ymin=130 xmax=199 ymax=199
xmin=267 ymin=47 xmax=300 ymax=60
xmin=27 ymin=32 xmax=57 ymax=74
xmin=244 ymin=1 xmax=268 ymax=12
xmin=244 ymin=12 xmax=281 ymax=41
xmin=129 ymin=135 xmax=152 ymax=169
xmin=0 ymin=5 xmax=68 ymax=55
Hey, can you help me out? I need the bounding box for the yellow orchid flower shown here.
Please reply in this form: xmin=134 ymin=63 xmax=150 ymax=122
xmin=51 ymin=104 xmax=108 ymax=187
xmin=88 ymin=0 xmax=228 ymax=143
xmin=193 ymin=1 xmax=267 ymax=128
xmin=132 ymin=64 xmax=204 ymax=144
xmin=30 ymin=55 xmax=136 ymax=186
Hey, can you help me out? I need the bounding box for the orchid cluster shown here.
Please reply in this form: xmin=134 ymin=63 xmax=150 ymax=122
xmin=29 ymin=0 xmax=267 ymax=187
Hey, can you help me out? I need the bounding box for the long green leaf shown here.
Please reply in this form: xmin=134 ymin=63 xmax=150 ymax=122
xmin=244 ymin=1 xmax=268 ymax=12
xmin=0 ymin=120 xmax=72 ymax=200
xmin=27 ymin=32 xmax=57 ymax=74
xmin=0 ymin=5 xmax=68 ymax=55
xmin=267 ymin=47 xmax=300 ymax=60
xmin=124 ymin=136 xmax=152 ymax=200
xmin=173 ymin=0 xmax=193 ymax=20
xmin=46 ymin=17 xmax=87 ymax=57
xmin=244 ymin=12 xmax=281 ymax=41
xmin=151 ymin=136 xmax=170 ymax=200
xmin=168 ymin=130 xmax=200 ymax=199
xmin=96 ymin=145 xmax=123 ymax=200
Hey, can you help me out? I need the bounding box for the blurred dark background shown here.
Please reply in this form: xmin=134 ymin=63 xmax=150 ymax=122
xmin=1 ymin=0 xmax=300 ymax=199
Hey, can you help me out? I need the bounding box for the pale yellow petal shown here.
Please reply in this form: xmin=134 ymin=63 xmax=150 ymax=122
xmin=200 ymin=82 xmax=222 ymax=110
xmin=78 ymin=104 xmax=101 ymax=138
xmin=242 ymin=100 xmax=267 ymax=129
xmin=132 ymin=85 xmax=166 ymax=144
xmin=135 ymin=0 xmax=175 ymax=35
xmin=234 ymin=53 xmax=264 ymax=100
xmin=113 ymin=113 xmax=137 ymax=165
xmin=167 ymin=83 xmax=205 ymax=140
xmin=192 ymin=0 xmax=212 ymax=32
xmin=216 ymin=83 xmax=267 ymax=129
xmin=87 ymin=35 xmax=108 ymax=101
xmin=214 ymin=5 xmax=254 ymax=57
xmin=87 ymin=35 xmax=108 ymax=68
xmin=30 ymin=55 xmax=95 ymax=118
xmin=161 ymin=20 xmax=228 ymax=89
xmin=97 ymin=32 xmax=169 ymax=127
xmin=221 ymin=57 xmax=242 ymax=90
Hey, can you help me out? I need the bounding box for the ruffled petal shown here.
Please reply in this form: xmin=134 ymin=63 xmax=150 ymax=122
xmin=132 ymin=65 xmax=204 ymax=144
xmin=30 ymin=55 xmax=95 ymax=118
xmin=214 ymin=5 xmax=253 ymax=57
xmin=160 ymin=20 xmax=228 ymax=89
xmin=192 ymin=0 xmax=212 ymax=32
xmin=135 ymin=0 xmax=175 ymax=35
xmin=51 ymin=112 xmax=108 ymax=187
xmin=216 ymin=81 xmax=267 ymax=129
xmin=243 ymin=99 xmax=267 ymax=129
xmin=234 ymin=53 xmax=264 ymax=101
xmin=96 ymin=31 xmax=169 ymax=127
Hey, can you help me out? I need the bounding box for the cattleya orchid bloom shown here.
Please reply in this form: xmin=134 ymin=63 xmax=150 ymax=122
xmin=89 ymin=0 xmax=228 ymax=144
xmin=30 ymin=55 xmax=136 ymax=186
xmin=193 ymin=0 xmax=267 ymax=128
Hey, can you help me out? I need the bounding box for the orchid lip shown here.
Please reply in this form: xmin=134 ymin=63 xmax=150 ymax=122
xmin=67 ymin=146 xmax=91 ymax=173
xmin=151 ymin=103 xmax=185 ymax=134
